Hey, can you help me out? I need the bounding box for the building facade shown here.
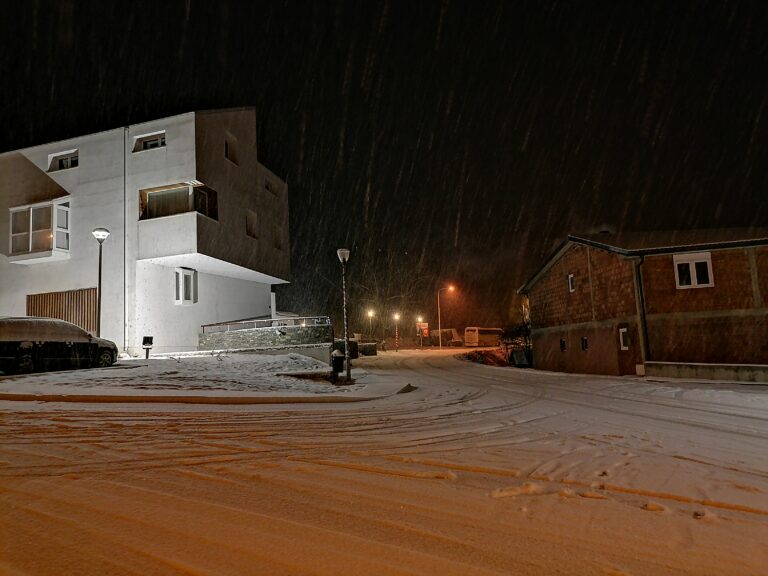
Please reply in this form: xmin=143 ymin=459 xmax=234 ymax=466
xmin=0 ymin=108 xmax=290 ymax=354
xmin=519 ymin=230 xmax=768 ymax=375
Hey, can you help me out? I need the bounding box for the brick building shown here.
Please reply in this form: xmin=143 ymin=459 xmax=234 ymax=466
xmin=518 ymin=229 xmax=768 ymax=376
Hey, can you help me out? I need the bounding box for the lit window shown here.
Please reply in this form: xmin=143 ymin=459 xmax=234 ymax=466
xmin=9 ymin=200 xmax=70 ymax=256
xmin=133 ymin=131 xmax=167 ymax=152
xmin=618 ymin=327 xmax=629 ymax=350
xmin=568 ymin=273 xmax=576 ymax=292
xmin=48 ymin=150 xmax=79 ymax=172
xmin=140 ymin=184 xmax=218 ymax=220
xmin=174 ymin=268 xmax=198 ymax=305
xmin=246 ymin=210 xmax=258 ymax=239
xmin=673 ymin=252 xmax=713 ymax=289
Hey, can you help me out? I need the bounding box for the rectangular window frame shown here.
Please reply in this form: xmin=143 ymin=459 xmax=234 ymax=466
xmin=246 ymin=209 xmax=259 ymax=239
xmin=618 ymin=327 xmax=629 ymax=351
xmin=47 ymin=149 xmax=79 ymax=172
xmin=581 ymin=336 xmax=589 ymax=351
xmin=567 ymin=273 xmax=576 ymax=293
xmin=133 ymin=130 xmax=167 ymax=153
xmin=174 ymin=268 xmax=198 ymax=306
xmin=9 ymin=199 xmax=70 ymax=257
xmin=140 ymin=184 xmax=218 ymax=221
xmin=673 ymin=252 xmax=714 ymax=289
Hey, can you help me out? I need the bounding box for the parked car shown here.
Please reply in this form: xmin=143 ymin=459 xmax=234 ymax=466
xmin=0 ymin=317 xmax=118 ymax=375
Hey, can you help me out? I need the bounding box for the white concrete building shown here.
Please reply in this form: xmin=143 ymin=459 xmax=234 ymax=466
xmin=0 ymin=108 xmax=290 ymax=354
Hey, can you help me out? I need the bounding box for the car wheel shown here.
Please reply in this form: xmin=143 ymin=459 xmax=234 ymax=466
xmin=97 ymin=350 xmax=114 ymax=367
xmin=16 ymin=353 xmax=34 ymax=374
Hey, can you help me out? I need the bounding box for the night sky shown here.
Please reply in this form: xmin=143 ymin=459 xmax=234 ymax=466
xmin=2 ymin=1 xmax=766 ymax=333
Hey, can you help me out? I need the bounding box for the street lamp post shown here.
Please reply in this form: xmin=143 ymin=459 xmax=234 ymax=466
xmin=92 ymin=228 xmax=110 ymax=337
xmin=437 ymin=285 xmax=455 ymax=349
xmin=393 ymin=313 xmax=400 ymax=352
xmin=417 ymin=315 xmax=423 ymax=347
xmin=337 ymin=248 xmax=352 ymax=383
xmin=367 ymin=309 xmax=374 ymax=340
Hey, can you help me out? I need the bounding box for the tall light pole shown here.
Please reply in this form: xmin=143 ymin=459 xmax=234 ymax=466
xmin=92 ymin=228 xmax=110 ymax=337
xmin=367 ymin=309 xmax=374 ymax=340
xmin=417 ymin=316 xmax=424 ymax=347
xmin=393 ymin=313 xmax=400 ymax=352
xmin=437 ymin=285 xmax=455 ymax=349
xmin=337 ymin=248 xmax=352 ymax=383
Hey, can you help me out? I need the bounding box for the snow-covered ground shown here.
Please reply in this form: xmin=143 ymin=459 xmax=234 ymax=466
xmin=1 ymin=349 xmax=767 ymax=575
xmin=0 ymin=352 xmax=372 ymax=400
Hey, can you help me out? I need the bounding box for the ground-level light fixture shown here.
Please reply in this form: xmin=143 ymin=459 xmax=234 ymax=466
xmin=92 ymin=228 xmax=110 ymax=337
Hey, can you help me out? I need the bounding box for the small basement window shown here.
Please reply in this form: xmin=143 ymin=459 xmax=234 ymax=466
xmin=48 ymin=149 xmax=79 ymax=172
xmin=673 ymin=252 xmax=713 ymax=289
xmin=133 ymin=131 xmax=167 ymax=152
xmin=618 ymin=327 xmax=629 ymax=350
xmin=568 ymin=273 xmax=576 ymax=293
xmin=174 ymin=268 xmax=198 ymax=305
xmin=581 ymin=336 xmax=589 ymax=351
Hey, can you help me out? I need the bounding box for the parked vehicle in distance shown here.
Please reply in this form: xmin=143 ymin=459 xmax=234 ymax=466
xmin=0 ymin=317 xmax=118 ymax=375
xmin=464 ymin=327 xmax=503 ymax=347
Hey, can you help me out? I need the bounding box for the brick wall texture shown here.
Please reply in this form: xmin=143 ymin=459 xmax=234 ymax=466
xmin=528 ymin=243 xmax=768 ymax=374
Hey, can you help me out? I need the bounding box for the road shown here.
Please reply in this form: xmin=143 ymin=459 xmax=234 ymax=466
xmin=2 ymin=349 xmax=768 ymax=575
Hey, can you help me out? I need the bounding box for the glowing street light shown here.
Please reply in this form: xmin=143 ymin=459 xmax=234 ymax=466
xmin=337 ymin=248 xmax=352 ymax=383
xmin=437 ymin=284 xmax=455 ymax=349
xmin=92 ymin=228 xmax=110 ymax=337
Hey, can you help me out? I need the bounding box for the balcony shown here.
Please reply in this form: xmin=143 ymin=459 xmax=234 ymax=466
xmin=137 ymin=212 xmax=284 ymax=284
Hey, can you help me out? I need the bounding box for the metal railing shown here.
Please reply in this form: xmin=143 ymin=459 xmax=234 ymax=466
xmin=201 ymin=316 xmax=331 ymax=334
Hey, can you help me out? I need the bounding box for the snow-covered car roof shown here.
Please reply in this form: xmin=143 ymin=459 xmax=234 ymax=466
xmin=0 ymin=317 xmax=93 ymax=343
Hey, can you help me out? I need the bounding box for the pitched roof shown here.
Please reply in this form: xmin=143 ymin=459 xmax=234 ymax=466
xmin=518 ymin=228 xmax=768 ymax=294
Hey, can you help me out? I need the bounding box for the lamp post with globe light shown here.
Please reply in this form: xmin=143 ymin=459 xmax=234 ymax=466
xmin=437 ymin=285 xmax=455 ymax=349
xmin=92 ymin=228 xmax=110 ymax=337
xmin=337 ymin=248 xmax=352 ymax=382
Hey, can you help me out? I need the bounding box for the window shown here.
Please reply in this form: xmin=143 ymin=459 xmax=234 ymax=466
xmin=246 ymin=210 xmax=258 ymax=239
xmin=133 ymin=131 xmax=167 ymax=152
xmin=673 ymin=252 xmax=713 ymax=289
xmin=9 ymin=200 xmax=70 ymax=256
xmin=581 ymin=336 xmax=589 ymax=351
xmin=140 ymin=184 xmax=218 ymax=221
xmin=618 ymin=328 xmax=629 ymax=350
xmin=224 ymin=134 xmax=239 ymax=165
xmin=48 ymin=149 xmax=79 ymax=172
xmin=559 ymin=338 xmax=567 ymax=352
xmin=174 ymin=268 xmax=198 ymax=305
xmin=568 ymin=273 xmax=576 ymax=292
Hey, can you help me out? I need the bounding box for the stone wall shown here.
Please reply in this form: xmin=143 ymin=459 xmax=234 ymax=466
xmin=199 ymin=324 xmax=333 ymax=351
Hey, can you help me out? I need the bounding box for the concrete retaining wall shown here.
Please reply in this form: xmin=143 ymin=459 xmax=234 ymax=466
xmin=645 ymin=361 xmax=768 ymax=383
